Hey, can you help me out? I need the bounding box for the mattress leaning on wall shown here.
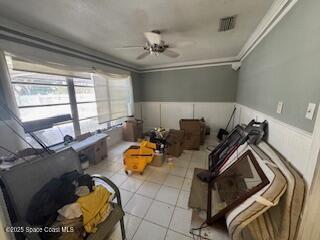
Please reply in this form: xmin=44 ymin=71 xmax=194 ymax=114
xmin=226 ymin=142 xmax=305 ymax=240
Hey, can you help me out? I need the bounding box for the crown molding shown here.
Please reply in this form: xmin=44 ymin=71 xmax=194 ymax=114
xmin=137 ymin=0 xmax=299 ymax=73
xmin=0 ymin=17 xmax=139 ymax=72
xmin=237 ymin=0 xmax=298 ymax=61
xmin=0 ymin=0 xmax=298 ymax=73
xmin=136 ymin=57 xmax=239 ymax=73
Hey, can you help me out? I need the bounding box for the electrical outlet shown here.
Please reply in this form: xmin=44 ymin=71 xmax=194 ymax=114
xmin=306 ymin=103 xmax=316 ymax=120
xmin=277 ymin=101 xmax=283 ymax=114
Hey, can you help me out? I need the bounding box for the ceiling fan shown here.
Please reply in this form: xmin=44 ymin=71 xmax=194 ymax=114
xmin=117 ymin=30 xmax=180 ymax=60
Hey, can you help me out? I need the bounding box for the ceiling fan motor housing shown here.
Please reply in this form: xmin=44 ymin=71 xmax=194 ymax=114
xmin=136 ymin=30 xmax=179 ymax=59
xmin=144 ymin=42 xmax=169 ymax=54
xmin=152 ymin=42 xmax=169 ymax=53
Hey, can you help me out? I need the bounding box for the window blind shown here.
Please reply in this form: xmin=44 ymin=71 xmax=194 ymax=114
xmin=6 ymin=54 xmax=134 ymax=139
xmin=93 ymin=74 xmax=133 ymax=124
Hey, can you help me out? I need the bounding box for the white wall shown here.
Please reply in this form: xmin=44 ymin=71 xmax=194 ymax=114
xmin=134 ymin=102 xmax=236 ymax=132
xmin=235 ymin=104 xmax=315 ymax=186
xmin=134 ymin=101 xmax=317 ymax=186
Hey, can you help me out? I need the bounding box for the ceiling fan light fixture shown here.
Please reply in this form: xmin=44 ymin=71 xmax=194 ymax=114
xmin=151 ymin=51 xmax=159 ymax=56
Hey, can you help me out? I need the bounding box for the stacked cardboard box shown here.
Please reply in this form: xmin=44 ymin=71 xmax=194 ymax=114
xmin=166 ymin=129 xmax=185 ymax=157
xmin=123 ymin=119 xmax=143 ymax=142
xmin=74 ymin=133 xmax=108 ymax=165
xmin=180 ymin=119 xmax=202 ymax=150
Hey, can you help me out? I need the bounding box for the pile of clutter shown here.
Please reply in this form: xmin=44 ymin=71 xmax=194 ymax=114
xmin=147 ymin=128 xmax=167 ymax=166
xmin=122 ymin=118 xmax=210 ymax=175
xmin=26 ymin=171 xmax=112 ymax=239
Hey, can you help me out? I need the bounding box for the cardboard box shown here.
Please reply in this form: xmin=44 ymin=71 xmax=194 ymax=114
xmin=180 ymin=119 xmax=201 ymax=133
xmin=78 ymin=136 xmax=107 ymax=165
xmin=150 ymin=153 xmax=165 ymax=167
xmin=184 ymin=132 xmax=201 ymax=150
xmin=180 ymin=119 xmax=201 ymax=150
xmin=123 ymin=119 xmax=143 ymax=142
xmin=166 ymin=129 xmax=185 ymax=157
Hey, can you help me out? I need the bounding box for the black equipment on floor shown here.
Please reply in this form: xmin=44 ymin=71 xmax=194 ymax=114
xmin=217 ymin=107 xmax=237 ymax=141
xmin=198 ymin=120 xmax=268 ymax=183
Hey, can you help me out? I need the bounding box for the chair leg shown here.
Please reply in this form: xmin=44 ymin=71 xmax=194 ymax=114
xmin=120 ymin=217 xmax=126 ymax=240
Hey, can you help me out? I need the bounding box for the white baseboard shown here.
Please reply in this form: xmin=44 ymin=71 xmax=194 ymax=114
xmin=235 ymin=104 xmax=314 ymax=185
xmin=134 ymin=102 xmax=236 ymax=132
xmin=134 ymin=101 xmax=315 ymax=185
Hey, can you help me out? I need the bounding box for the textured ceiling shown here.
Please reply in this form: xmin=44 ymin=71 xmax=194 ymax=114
xmin=0 ymin=0 xmax=274 ymax=67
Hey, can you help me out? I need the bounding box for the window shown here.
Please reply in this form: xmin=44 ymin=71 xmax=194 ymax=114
xmin=5 ymin=55 xmax=133 ymax=146
xmin=77 ymin=74 xmax=133 ymax=133
xmin=74 ymin=77 xmax=100 ymax=133
xmin=9 ymin=69 xmax=74 ymax=146
xmin=93 ymin=74 xmax=133 ymax=126
xmin=11 ymin=72 xmax=70 ymax=122
xmin=108 ymin=76 xmax=132 ymax=120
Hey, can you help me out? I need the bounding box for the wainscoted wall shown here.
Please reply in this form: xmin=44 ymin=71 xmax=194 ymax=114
xmin=236 ymin=0 xmax=320 ymax=133
xmin=132 ymin=65 xmax=238 ymax=102
xmin=132 ymin=64 xmax=239 ymax=134
xmin=132 ymin=0 xmax=320 ymax=188
xmin=133 ymin=102 xmax=317 ymax=186
xmin=235 ymin=104 xmax=315 ymax=186
xmin=134 ymin=102 xmax=236 ymax=133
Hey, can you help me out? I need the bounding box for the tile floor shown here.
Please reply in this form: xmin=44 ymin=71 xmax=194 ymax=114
xmin=85 ymin=137 xmax=218 ymax=240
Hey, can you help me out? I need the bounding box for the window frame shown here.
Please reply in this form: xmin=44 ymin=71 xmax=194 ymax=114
xmin=8 ymin=60 xmax=132 ymax=144
xmin=10 ymin=71 xmax=75 ymax=146
xmin=73 ymin=77 xmax=102 ymax=133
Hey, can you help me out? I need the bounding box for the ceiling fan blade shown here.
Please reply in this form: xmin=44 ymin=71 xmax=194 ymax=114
xmin=136 ymin=52 xmax=150 ymax=60
xmin=144 ymin=31 xmax=161 ymax=45
xmin=163 ymin=49 xmax=179 ymax=58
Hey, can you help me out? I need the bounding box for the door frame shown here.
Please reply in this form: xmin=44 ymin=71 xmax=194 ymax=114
xmin=297 ymin=103 xmax=320 ymax=239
